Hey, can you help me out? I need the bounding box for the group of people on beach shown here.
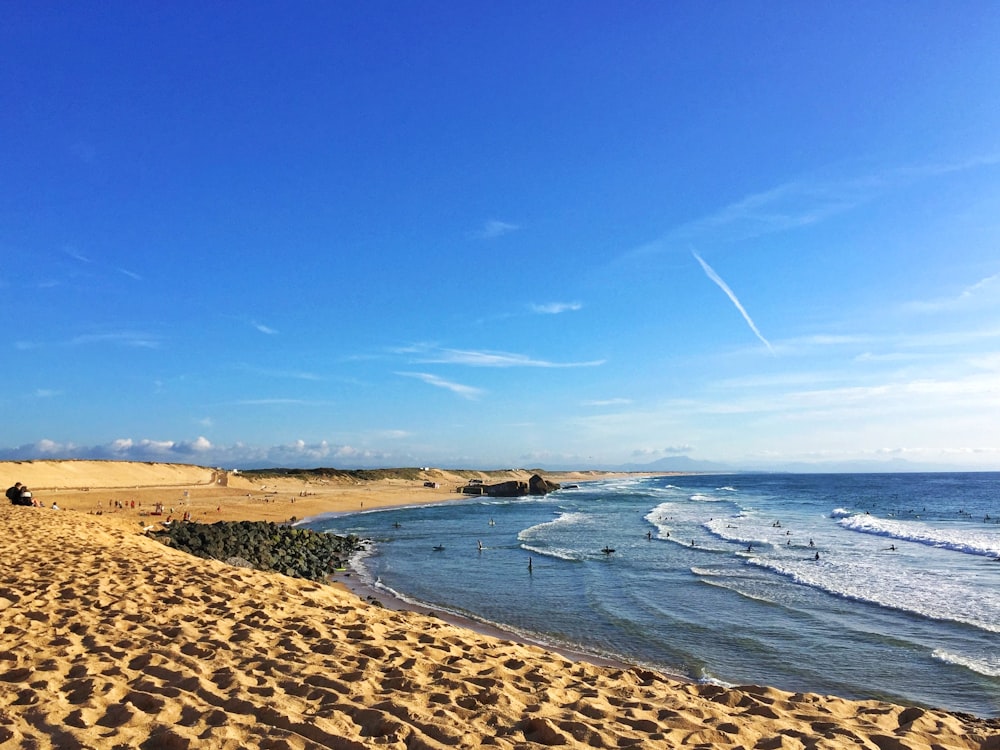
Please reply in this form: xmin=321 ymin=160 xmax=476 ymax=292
xmin=5 ymin=481 xmax=57 ymax=509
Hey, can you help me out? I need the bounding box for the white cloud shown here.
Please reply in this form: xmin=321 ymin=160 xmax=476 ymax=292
xmin=904 ymin=272 xmax=1000 ymax=314
xmin=625 ymin=154 xmax=1000 ymax=262
xmin=237 ymin=364 xmax=321 ymax=381
xmin=234 ymin=398 xmax=324 ymax=406
xmin=582 ymin=398 xmax=632 ymax=407
xmin=477 ymin=219 xmax=519 ymax=239
xmin=0 ymin=436 xmax=404 ymax=468
xmin=70 ymin=331 xmax=160 ymax=349
xmin=398 ymin=371 xmax=484 ymax=400
xmin=415 ymin=346 xmax=605 ymax=368
xmin=117 ymin=267 xmax=142 ymax=281
xmin=63 ymin=247 xmax=92 ymax=264
xmin=253 ymin=321 xmax=278 ymax=335
xmin=189 ymin=436 xmax=213 ymax=452
xmin=530 ymin=302 xmax=582 ymax=315
xmin=631 ymin=445 xmax=693 ymax=457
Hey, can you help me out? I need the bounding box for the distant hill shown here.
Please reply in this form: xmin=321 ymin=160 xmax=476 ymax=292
xmin=615 ymin=455 xmax=993 ymax=474
xmin=618 ymin=455 xmax=736 ymax=473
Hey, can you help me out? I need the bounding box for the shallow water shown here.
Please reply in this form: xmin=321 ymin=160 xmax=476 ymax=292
xmin=306 ymin=472 xmax=1000 ymax=717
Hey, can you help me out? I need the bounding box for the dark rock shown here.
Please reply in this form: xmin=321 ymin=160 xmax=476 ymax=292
xmin=147 ymin=521 xmax=365 ymax=581
xmin=528 ymin=474 xmax=560 ymax=495
xmin=485 ymin=480 xmax=528 ymax=497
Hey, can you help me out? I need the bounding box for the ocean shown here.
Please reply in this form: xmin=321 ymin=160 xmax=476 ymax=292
xmin=304 ymin=472 xmax=1000 ymax=718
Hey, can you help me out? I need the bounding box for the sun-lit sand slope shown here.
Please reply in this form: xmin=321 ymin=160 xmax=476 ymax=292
xmin=0 ymin=462 xmax=996 ymax=749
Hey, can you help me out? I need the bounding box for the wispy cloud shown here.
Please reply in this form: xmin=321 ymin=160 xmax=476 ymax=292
xmin=625 ymin=155 xmax=1000 ymax=261
xmin=236 ymin=364 xmax=321 ymax=381
xmin=904 ymin=272 xmax=1000 ymax=313
xmin=253 ymin=321 xmax=278 ymax=335
xmin=582 ymin=398 xmax=632 ymax=407
xmin=530 ymin=302 xmax=582 ymax=315
xmin=63 ymin=247 xmax=92 ymax=264
xmin=409 ymin=346 xmax=605 ymax=368
xmin=117 ymin=267 xmax=142 ymax=281
xmin=693 ymin=252 xmax=773 ymax=353
xmin=476 ymin=220 xmax=519 ymax=239
xmin=398 ymin=371 xmax=484 ymax=400
xmin=233 ymin=398 xmax=334 ymax=406
xmin=70 ymin=331 xmax=160 ymax=349
xmin=631 ymin=445 xmax=693 ymax=457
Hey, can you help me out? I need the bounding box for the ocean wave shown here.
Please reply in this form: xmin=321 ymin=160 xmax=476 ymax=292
xmin=518 ymin=511 xmax=590 ymax=541
xmin=519 ymin=543 xmax=580 ymax=562
xmin=838 ymin=515 xmax=1000 ymax=557
xmin=704 ymin=517 xmax=775 ymax=548
xmin=751 ymin=556 xmax=1000 ymax=634
xmin=932 ymin=649 xmax=1000 ymax=678
xmin=830 ymin=508 xmax=854 ymax=518
xmin=689 ymin=493 xmax=722 ymax=502
xmin=716 ymin=486 xmax=738 ymax=492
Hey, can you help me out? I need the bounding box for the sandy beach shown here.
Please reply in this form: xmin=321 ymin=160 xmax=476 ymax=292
xmin=1 ymin=461 xmax=996 ymax=749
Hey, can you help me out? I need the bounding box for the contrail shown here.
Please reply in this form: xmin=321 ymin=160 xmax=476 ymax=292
xmin=693 ymin=251 xmax=774 ymax=353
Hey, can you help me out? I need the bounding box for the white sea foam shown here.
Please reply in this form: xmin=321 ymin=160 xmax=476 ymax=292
xmin=932 ymin=649 xmax=1000 ymax=678
xmin=838 ymin=514 xmax=1000 ymax=557
xmin=717 ymin=486 xmax=738 ymax=492
xmin=704 ymin=516 xmax=777 ymax=548
xmin=830 ymin=508 xmax=853 ymax=518
xmin=519 ymin=543 xmax=580 ymax=561
xmin=518 ymin=511 xmax=589 ymax=540
xmin=690 ymin=493 xmax=722 ymax=502
xmin=752 ymin=554 xmax=1000 ymax=634
xmin=516 ymin=512 xmax=589 ymax=560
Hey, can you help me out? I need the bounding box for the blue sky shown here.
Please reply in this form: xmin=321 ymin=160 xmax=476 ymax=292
xmin=3 ymin=3 xmax=1000 ymax=470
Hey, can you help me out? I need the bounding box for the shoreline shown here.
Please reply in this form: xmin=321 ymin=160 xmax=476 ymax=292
xmin=333 ymin=565 xmax=638 ymax=672
xmin=301 ymin=498 xmax=660 ymax=674
xmin=2 ymin=459 xmax=997 ymax=748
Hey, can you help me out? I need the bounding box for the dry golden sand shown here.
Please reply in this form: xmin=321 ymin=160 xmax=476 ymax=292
xmin=1 ymin=461 xmax=997 ymax=749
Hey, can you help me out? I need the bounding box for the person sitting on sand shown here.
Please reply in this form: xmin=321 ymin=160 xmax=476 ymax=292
xmin=6 ymin=482 xmax=22 ymax=504
xmin=19 ymin=487 xmax=33 ymax=506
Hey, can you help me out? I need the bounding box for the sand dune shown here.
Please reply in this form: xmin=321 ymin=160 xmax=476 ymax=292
xmin=0 ymin=461 xmax=996 ymax=748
